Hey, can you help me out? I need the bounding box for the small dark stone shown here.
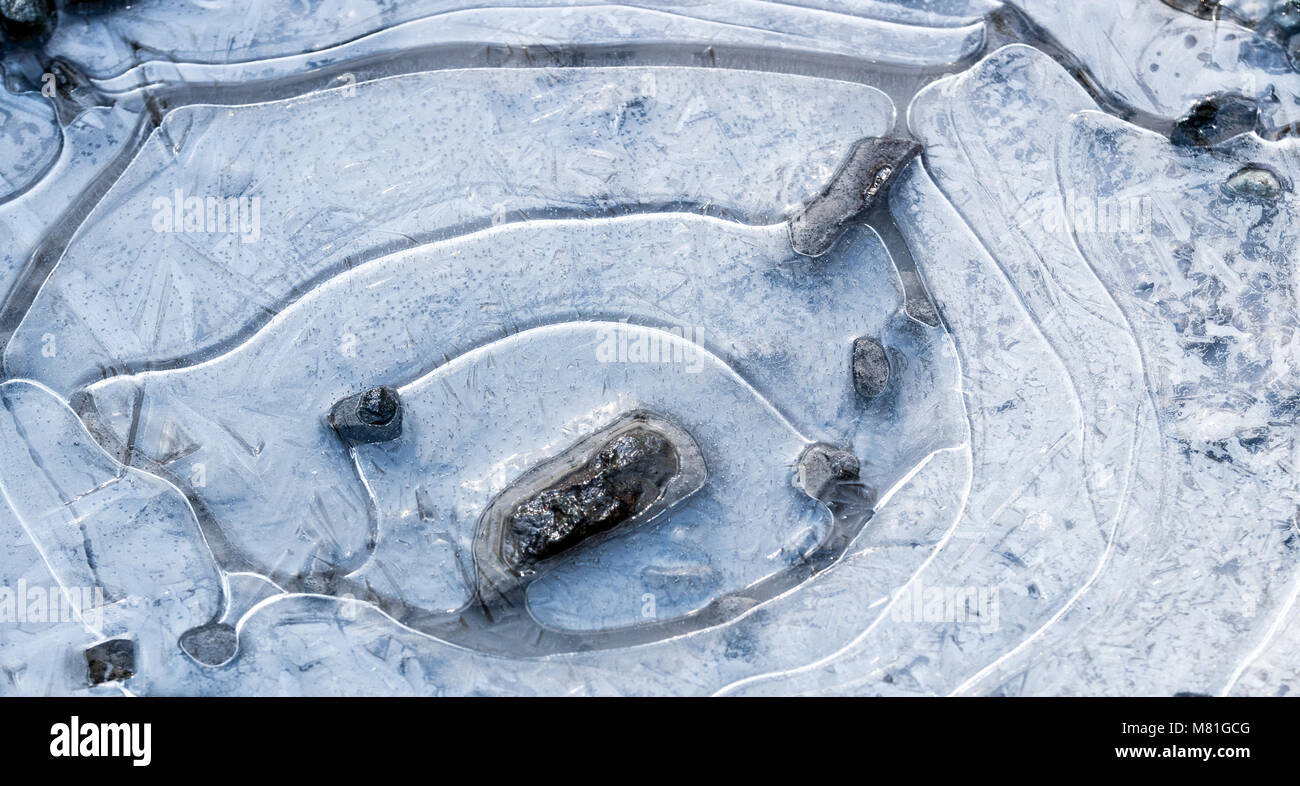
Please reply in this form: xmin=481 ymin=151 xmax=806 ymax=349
xmin=329 ymin=385 xmax=402 ymax=445
xmin=1169 ymin=93 xmax=1259 ymax=148
xmin=788 ymin=137 xmax=922 ymax=257
xmin=851 ymin=336 xmax=891 ymax=399
xmin=179 ymin=622 xmax=238 ymax=667
xmin=357 ymin=386 xmax=398 ymax=425
xmin=503 ymin=428 xmax=679 ymax=570
xmin=795 ymin=443 xmax=860 ymax=502
xmin=0 ymin=0 xmax=53 ymax=41
xmin=85 ymin=638 xmax=134 ymax=685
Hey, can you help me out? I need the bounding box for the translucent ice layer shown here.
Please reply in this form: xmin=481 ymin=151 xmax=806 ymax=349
xmin=0 ymin=104 xmax=138 ymax=310
xmin=356 ymin=322 xmax=832 ymax=636
xmin=1011 ymin=0 xmax=1300 ymax=129
xmin=1 ymin=0 xmax=1297 ymax=696
xmin=5 ymin=67 xmax=893 ymax=393
xmin=76 ymin=212 xmax=961 ymax=645
xmin=0 ymin=380 xmax=223 ymax=695
xmin=0 ymin=87 xmax=59 ymax=200
xmin=47 ymin=0 xmax=988 ymax=85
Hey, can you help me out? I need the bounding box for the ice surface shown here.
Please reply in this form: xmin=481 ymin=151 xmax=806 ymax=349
xmin=1012 ymin=0 xmax=1300 ymax=130
xmin=0 ymin=104 xmax=137 ymax=306
xmin=5 ymin=67 xmax=893 ymax=394
xmin=0 ymin=87 xmax=59 ymax=199
xmin=1 ymin=0 xmax=1297 ymax=695
xmin=0 ymin=380 xmax=223 ymax=694
xmin=358 ymin=322 xmax=832 ymax=634
xmin=47 ymin=0 xmax=988 ymax=83
xmin=76 ymin=214 xmax=956 ymax=637
xmin=884 ymin=43 xmax=1298 ymax=696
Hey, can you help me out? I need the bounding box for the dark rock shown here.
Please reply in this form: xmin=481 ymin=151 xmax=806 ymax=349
xmin=329 ymin=385 xmax=402 ymax=445
xmin=788 ymin=137 xmax=922 ymax=257
xmin=503 ymin=428 xmax=679 ymax=569
xmin=1169 ymin=93 xmax=1259 ymax=148
xmin=795 ymin=443 xmax=860 ymax=502
xmin=357 ymin=386 xmax=398 ymax=425
xmin=0 ymin=0 xmax=53 ymax=41
xmin=474 ymin=411 xmax=707 ymax=597
xmin=85 ymin=638 xmax=134 ymax=685
xmin=179 ymin=622 xmax=238 ymax=667
xmin=851 ymin=336 xmax=891 ymax=399
xmin=1279 ymin=1 xmax=1300 ymax=31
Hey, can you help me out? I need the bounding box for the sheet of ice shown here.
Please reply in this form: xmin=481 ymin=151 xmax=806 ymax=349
xmin=909 ymin=45 xmax=1149 ymax=542
xmin=49 ymin=0 xmax=988 ymax=85
xmin=769 ymin=43 xmax=1298 ymax=696
xmin=77 ymin=215 xmax=931 ymax=596
xmin=0 ymin=88 xmax=59 ymax=200
xmin=5 ymin=66 xmax=893 ymax=394
xmin=1219 ymin=0 xmax=1279 ymax=27
xmin=721 ymin=163 xmax=1112 ymax=694
xmin=1013 ymin=0 xmax=1300 ymax=129
xmin=0 ymin=105 xmax=137 ymax=310
xmin=0 ymin=380 xmax=224 ymax=695
xmin=969 ymin=112 xmax=1299 ymax=695
xmin=0 ymin=0 xmax=1295 ymax=696
xmin=1228 ymin=591 xmax=1300 ymax=696
xmin=130 ymin=374 xmax=967 ymax=694
xmin=0 ymin=495 xmax=99 ymax=696
xmin=353 ymin=321 xmax=829 ymax=632
xmin=89 ymin=229 xmax=966 ymax=689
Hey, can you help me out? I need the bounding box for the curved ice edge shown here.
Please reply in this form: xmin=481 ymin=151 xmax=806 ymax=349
xmin=82 ymin=6 xmax=987 ymax=98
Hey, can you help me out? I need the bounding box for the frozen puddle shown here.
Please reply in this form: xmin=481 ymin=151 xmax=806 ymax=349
xmin=75 ymin=212 xmax=962 ymax=653
xmin=0 ymin=0 xmax=1296 ymax=694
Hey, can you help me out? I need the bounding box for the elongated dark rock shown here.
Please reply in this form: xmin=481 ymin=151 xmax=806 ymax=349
xmin=475 ymin=411 xmax=707 ymax=587
xmin=503 ymin=429 xmax=678 ymax=569
xmin=788 ymin=137 xmax=921 ymax=257
xmin=851 ymin=336 xmax=891 ymax=400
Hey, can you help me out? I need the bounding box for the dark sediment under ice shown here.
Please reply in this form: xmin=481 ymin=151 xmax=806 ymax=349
xmin=795 ymin=443 xmax=861 ymax=502
xmin=1169 ymin=93 xmax=1259 ymax=148
xmin=85 ymin=638 xmax=134 ymax=685
xmin=788 ymin=137 xmax=922 ymax=257
xmin=851 ymin=336 xmax=891 ymax=399
xmin=179 ymin=622 xmax=239 ymax=667
xmin=0 ymin=0 xmax=52 ymax=41
xmin=503 ymin=428 xmax=680 ymax=570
